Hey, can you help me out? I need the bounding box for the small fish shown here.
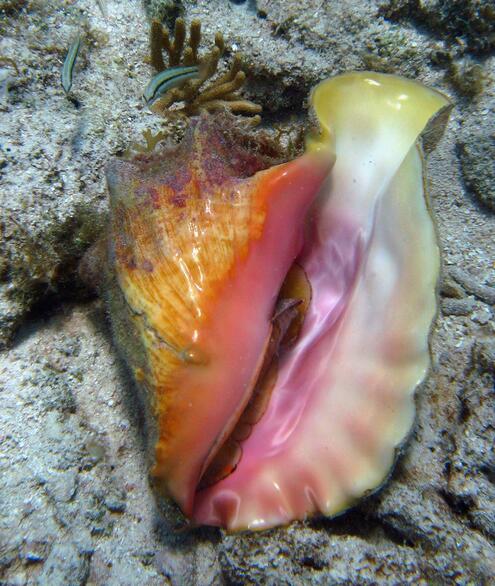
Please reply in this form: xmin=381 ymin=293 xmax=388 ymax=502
xmin=62 ymin=36 xmax=81 ymax=94
xmin=143 ymin=65 xmax=200 ymax=106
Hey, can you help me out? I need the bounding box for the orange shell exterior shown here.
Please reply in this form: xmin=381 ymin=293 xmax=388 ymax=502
xmin=106 ymin=115 xmax=329 ymax=515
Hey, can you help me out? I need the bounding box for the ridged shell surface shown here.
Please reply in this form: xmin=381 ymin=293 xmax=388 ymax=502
xmin=105 ymin=115 xmax=330 ymax=517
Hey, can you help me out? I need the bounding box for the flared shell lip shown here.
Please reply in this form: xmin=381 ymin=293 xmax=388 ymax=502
xmin=178 ymin=418 xmax=423 ymax=535
xmin=222 ymin=133 xmax=451 ymax=535
xmin=308 ymin=70 xmax=452 ymax=107
xmin=187 ymin=80 xmax=452 ymax=534
xmin=307 ymin=70 xmax=453 ymax=154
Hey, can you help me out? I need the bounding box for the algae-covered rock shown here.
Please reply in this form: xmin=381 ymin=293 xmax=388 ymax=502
xmin=459 ymin=128 xmax=495 ymax=211
xmin=381 ymin=0 xmax=495 ymax=55
xmin=0 ymin=208 xmax=106 ymax=348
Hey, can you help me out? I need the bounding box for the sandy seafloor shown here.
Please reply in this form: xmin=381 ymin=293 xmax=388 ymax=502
xmin=0 ymin=0 xmax=494 ymax=584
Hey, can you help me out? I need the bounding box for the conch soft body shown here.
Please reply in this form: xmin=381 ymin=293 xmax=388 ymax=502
xmin=105 ymin=72 xmax=450 ymax=531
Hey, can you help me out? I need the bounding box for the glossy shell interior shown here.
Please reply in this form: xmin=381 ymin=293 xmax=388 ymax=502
xmin=193 ymin=73 xmax=450 ymax=530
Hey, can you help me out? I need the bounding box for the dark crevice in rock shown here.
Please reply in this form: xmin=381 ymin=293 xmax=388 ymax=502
xmin=248 ymin=76 xmax=308 ymax=118
xmin=12 ymin=297 xmax=96 ymax=350
xmin=11 ymin=296 xmax=70 ymax=347
xmin=457 ymin=390 xmax=472 ymax=424
xmin=309 ymin=507 xmax=376 ymax=538
xmin=230 ymin=0 xmax=258 ymax=14
xmin=378 ymin=520 xmax=416 ymax=548
xmin=153 ymin=513 xmax=221 ymax=550
xmin=220 ymin=570 xmax=246 ymax=586
xmin=310 ymin=506 xmax=416 ymax=549
xmin=299 ymin=555 xmax=326 ymax=571
xmin=261 ymin=104 xmax=306 ymax=127
xmin=480 ymin=464 xmax=495 ymax=485
xmin=440 ymin=489 xmax=474 ymax=517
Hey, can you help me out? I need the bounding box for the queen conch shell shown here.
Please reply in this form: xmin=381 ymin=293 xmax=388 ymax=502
xmin=106 ymin=72 xmax=451 ymax=531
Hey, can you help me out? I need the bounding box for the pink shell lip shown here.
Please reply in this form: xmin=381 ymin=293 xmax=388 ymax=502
xmin=192 ymin=214 xmax=366 ymax=529
xmin=187 ymin=74 xmax=450 ymax=531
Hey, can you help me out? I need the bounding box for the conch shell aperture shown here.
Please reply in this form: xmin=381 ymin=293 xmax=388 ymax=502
xmin=106 ymin=72 xmax=451 ymax=531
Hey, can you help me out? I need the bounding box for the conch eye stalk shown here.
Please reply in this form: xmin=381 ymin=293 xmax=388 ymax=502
xmin=105 ymin=73 xmax=450 ymax=532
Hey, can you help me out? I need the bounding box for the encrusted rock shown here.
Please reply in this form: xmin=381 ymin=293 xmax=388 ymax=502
xmin=459 ymin=128 xmax=495 ymax=212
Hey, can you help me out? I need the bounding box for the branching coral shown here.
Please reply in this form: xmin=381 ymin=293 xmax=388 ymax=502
xmin=128 ymin=128 xmax=169 ymax=154
xmin=148 ymin=18 xmax=261 ymax=121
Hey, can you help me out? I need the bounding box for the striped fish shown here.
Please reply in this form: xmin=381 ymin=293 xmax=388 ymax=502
xmin=143 ymin=65 xmax=200 ymax=106
xmin=62 ymin=36 xmax=81 ymax=94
